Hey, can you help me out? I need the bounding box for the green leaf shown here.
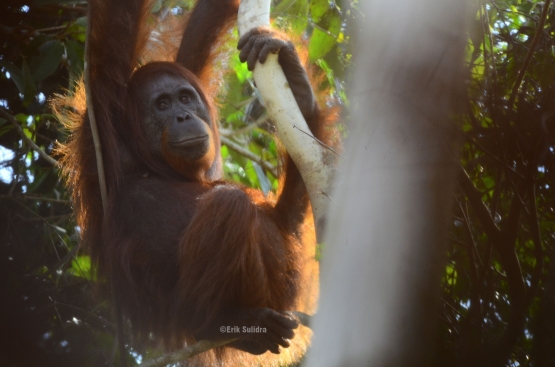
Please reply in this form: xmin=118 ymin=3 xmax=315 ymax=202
xmin=310 ymin=0 xmax=329 ymax=23
xmin=253 ymin=161 xmax=271 ymax=194
xmin=444 ymin=264 xmax=458 ymax=286
xmin=309 ymin=8 xmax=341 ymax=61
xmin=69 ymin=255 xmax=93 ymax=280
xmin=315 ymin=242 xmax=324 ymax=261
xmin=245 ymin=159 xmax=259 ymax=189
xmin=0 ymin=61 xmax=25 ymax=93
xmin=32 ymin=40 xmax=64 ymax=81
xmin=0 ymin=118 xmax=11 ymax=138
xmin=66 ymin=16 xmax=87 ymax=43
xmin=232 ymin=52 xmax=250 ymax=84
xmin=22 ymin=59 xmax=37 ymax=105
xmin=274 ymin=0 xmax=309 ymax=34
xmin=65 ymin=40 xmax=84 ymax=77
xmin=28 ymin=171 xmax=49 ymax=193
xmin=274 ymin=0 xmax=297 ymax=13
xmin=14 ymin=113 xmax=28 ymax=124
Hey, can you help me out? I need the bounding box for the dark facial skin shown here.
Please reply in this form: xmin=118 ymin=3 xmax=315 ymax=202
xmin=140 ymin=74 xmax=215 ymax=179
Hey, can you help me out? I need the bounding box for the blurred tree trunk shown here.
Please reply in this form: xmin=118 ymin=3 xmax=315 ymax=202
xmin=305 ymin=1 xmax=469 ymax=366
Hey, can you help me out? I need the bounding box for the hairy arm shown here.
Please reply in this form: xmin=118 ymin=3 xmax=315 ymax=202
xmin=176 ymin=0 xmax=240 ymax=76
xmin=88 ymin=0 xmax=154 ymax=117
xmin=87 ymin=0 xmax=156 ymax=183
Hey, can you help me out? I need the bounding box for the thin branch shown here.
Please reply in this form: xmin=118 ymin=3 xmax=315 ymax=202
xmin=463 ymin=133 xmax=525 ymax=178
xmin=220 ymin=136 xmax=278 ymax=178
xmin=138 ymin=311 xmax=312 ymax=367
xmin=34 ymin=25 xmax=68 ymax=33
xmin=458 ymin=166 xmax=501 ymax=240
xmin=20 ymin=214 xmax=71 ymax=222
xmin=0 ymin=194 xmax=70 ymax=204
xmin=527 ymin=182 xmax=544 ymax=301
xmin=48 ymin=4 xmax=88 ymax=15
xmin=84 ymin=3 xmax=108 ymax=215
xmin=460 ymin=164 xmax=528 ymax=367
xmin=292 ymin=124 xmax=341 ymax=157
xmin=493 ymin=187 xmax=527 ymax=367
xmin=84 ymin=4 xmax=124 ymax=366
xmin=222 ymin=112 xmax=269 ymax=137
xmin=508 ymin=0 xmax=552 ymax=107
xmin=139 ymin=339 xmax=237 ymax=367
xmin=292 ymin=311 xmax=312 ymax=328
xmin=0 ymin=109 xmax=58 ymax=166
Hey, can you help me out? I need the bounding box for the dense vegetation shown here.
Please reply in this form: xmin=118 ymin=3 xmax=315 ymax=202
xmin=0 ymin=1 xmax=553 ymax=366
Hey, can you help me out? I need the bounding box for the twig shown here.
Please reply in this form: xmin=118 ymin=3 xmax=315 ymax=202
xmin=293 ymin=124 xmax=340 ymax=156
xmin=34 ymin=25 xmax=67 ymax=33
xmin=508 ymin=0 xmax=552 ymax=107
xmin=138 ymin=311 xmax=312 ymax=367
xmin=0 ymin=194 xmax=70 ymax=204
xmin=139 ymin=339 xmax=237 ymax=367
xmin=457 ymin=166 xmax=501 ymax=240
xmin=0 ymin=109 xmax=58 ymax=166
xmin=221 ymin=136 xmax=279 ymax=178
xmin=84 ymin=4 xmax=125 ymax=366
xmin=224 ymin=112 xmax=269 ymax=137
xmin=84 ymin=3 xmax=108 ymax=215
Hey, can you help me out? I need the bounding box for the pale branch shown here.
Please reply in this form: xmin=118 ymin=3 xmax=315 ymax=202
xmin=138 ymin=311 xmax=312 ymax=367
xmin=0 ymin=108 xmax=58 ymax=166
xmin=292 ymin=311 xmax=312 ymax=328
xmin=138 ymin=339 xmax=237 ymax=367
xmin=237 ymin=0 xmax=335 ymax=240
xmin=220 ymin=136 xmax=278 ymax=178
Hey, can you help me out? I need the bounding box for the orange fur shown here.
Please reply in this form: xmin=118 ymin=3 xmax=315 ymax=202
xmin=54 ymin=1 xmax=336 ymax=366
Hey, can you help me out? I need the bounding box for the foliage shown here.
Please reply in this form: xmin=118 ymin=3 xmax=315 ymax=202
xmin=439 ymin=1 xmax=555 ymax=367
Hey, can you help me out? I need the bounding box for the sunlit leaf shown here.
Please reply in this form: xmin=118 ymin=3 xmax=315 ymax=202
xmin=308 ymin=7 xmax=341 ymax=61
xmin=69 ymin=255 xmax=93 ymax=280
xmin=310 ymin=0 xmax=329 ymax=23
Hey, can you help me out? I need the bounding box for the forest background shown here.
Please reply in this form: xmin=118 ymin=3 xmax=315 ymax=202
xmin=0 ymin=0 xmax=554 ymax=366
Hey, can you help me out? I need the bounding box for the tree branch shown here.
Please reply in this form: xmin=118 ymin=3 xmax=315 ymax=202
xmin=220 ymin=136 xmax=278 ymax=178
xmin=84 ymin=2 xmax=108 ymax=215
xmin=527 ymin=182 xmax=544 ymax=301
xmin=458 ymin=167 xmax=501 ymax=240
xmin=491 ymin=183 xmax=527 ymax=367
xmin=138 ymin=339 xmax=237 ymax=367
xmin=0 ymin=109 xmax=58 ymax=166
xmin=458 ymin=166 xmax=528 ymax=367
xmin=237 ymin=0 xmax=335 ymax=240
xmin=138 ymin=311 xmax=312 ymax=367
xmin=508 ymin=0 xmax=552 ymax=107
xmin=84 ymin=4 xmax=124 ymax=366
